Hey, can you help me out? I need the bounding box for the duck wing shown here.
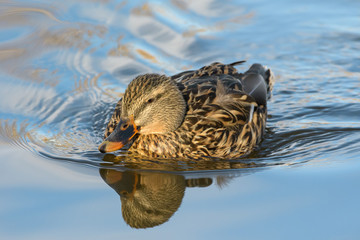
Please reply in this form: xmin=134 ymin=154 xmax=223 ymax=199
xmin=172 ymin=61 xmax=273 ymax=107
xmin=170 ymin=62 xmax=272 ymax=157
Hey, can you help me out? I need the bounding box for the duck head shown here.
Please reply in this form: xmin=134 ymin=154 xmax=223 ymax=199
xmin=98 ymin=74 xmax=186 ymax=153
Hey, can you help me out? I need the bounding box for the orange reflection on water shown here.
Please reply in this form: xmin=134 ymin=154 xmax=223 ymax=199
xmin=136 ymin=49 xmax=159 ymax=63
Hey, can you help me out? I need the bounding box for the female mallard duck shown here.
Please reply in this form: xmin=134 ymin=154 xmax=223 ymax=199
xmin=99 ymin=61 xmax=274 ymax=159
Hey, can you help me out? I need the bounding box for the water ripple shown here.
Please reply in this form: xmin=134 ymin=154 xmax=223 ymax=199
xmin=0 ymin=0 xmax=360 ymax=174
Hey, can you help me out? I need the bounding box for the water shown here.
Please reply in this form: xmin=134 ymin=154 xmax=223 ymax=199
xmin=0 ymin=0 xmax=360 ymax=239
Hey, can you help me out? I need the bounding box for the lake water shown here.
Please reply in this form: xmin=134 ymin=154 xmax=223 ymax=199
xmin=1 ymin=0 xmax=360 ymax=239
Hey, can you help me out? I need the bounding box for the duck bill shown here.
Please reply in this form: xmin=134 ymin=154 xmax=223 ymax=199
xmin=98 ymin=116 xmax=138 ymax=153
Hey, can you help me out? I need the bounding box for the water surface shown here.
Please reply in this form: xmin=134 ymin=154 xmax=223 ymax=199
xmin=1 ymin=0 xmax=360 ymax=239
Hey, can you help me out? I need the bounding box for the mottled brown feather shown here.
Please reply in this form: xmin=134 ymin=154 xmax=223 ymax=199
xmin=103 ymin=61 xmax=273 ymax=159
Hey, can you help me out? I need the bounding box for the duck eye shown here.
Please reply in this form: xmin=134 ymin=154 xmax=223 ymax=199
xmin=120 ymin=123 xmax=129 ymax=130
xmin=147 ymin=98 xmax=154 ymax=103
xmin=145 ymin=209 xmax=154 ymax=214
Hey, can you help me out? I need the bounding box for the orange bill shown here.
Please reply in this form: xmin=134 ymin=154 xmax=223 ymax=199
xmin=98 ymin=115 xmax=139 ymax=153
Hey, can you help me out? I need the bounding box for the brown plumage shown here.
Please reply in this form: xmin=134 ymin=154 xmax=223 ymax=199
xmin=99 ymin=61 xmax=274 ymax=159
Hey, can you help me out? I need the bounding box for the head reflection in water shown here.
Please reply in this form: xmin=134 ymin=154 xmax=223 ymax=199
xmin=100 ymin=169 xmax=212 ymax=229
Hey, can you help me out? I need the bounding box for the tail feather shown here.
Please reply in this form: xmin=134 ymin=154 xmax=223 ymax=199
xmin=229 ymin=60 xmax=246 ymax=66
xmin=241 ymin=63 xmax=274 ymax=106
xmin=264 ymin=68 xmax=274 ymax=98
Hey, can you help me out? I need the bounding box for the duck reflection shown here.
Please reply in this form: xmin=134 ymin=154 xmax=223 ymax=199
xmin=100 ymin=168 xmax=212 ymax=229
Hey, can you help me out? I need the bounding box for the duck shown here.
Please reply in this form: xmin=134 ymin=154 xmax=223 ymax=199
xmin=98 ymin=61 xmax=274 ymax=159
